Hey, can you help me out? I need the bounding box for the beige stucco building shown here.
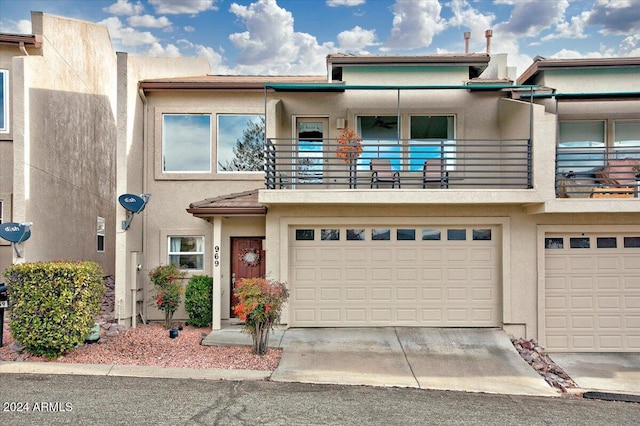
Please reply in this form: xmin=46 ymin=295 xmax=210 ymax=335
xmin=2 ymin=13 xmax=638 ymax=354
xmin=135 ymin=54 xmax=639 ymax=353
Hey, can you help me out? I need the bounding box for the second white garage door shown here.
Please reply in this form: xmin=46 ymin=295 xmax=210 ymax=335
xmin=289 ymin=225 xmax=501 ymax=327
xmin=544 ymin=233 xmax=640 ymax=352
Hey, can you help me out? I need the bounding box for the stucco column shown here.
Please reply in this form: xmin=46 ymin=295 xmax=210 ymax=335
xmin=212 ymin=217 xmax=222 ymax=330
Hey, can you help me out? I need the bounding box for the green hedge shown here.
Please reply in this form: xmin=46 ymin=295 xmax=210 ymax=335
xmin=3 ymin=261 xmax=105 ymax=358
xmin=185 ymin=275 xmax=213 ymax=327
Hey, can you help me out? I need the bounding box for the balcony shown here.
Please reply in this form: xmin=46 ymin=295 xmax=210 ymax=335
xmin=555 ymin=143 xmax=640 ymax=199
xmin=265 ymin=138 xmax=532 ymax=191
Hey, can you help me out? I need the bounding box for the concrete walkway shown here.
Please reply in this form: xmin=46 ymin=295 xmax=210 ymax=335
xmin=550 ymin=353 xmax=640 ymax=396
xmin=269 ymin=328 xmax=559 ymax=397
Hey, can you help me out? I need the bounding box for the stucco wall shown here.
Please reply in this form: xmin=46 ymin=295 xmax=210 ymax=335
xmin=9 ymin=13 xmax=116 ymax=276
xmin=115 ymin=54 xmax=211 ymax=326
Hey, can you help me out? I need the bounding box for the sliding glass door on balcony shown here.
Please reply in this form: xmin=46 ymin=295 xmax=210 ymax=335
xmin=296 ymin=118 xmax=328 ymax=185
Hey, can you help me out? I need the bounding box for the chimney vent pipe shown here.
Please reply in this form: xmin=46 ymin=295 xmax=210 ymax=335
xmin=485 ymin=29 xmax=493 ymax=54
xmin=464 ymin=32 xmax=471 ymax=54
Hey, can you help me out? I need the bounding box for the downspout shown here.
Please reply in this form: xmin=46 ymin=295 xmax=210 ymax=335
xmin=134 ymin=85 xmax=149 ymax=328
xmin=529 ymin=86 xmax=533 ymax=188
xmin=19 ymin=41 xmax=29 ymax=56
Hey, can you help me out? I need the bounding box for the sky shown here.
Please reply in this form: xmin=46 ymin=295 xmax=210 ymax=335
xmin=0 ymin=0 xmax=639 ymax=77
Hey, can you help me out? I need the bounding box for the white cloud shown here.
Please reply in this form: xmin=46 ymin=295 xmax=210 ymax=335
xmin=337 ymin=26 xmax=378 ymax=50
xmin=103 ymin=0 xmax=144 ymax=16
xmin=327 ymin=0 xmax=366 ymax=6
xmin=541 ymin=11 xmax=589 ymax=42
xmin=149 ymin=0 xmax=218 ymax=15
xmin=195 ymin=44 xmax=231 ymax=74
xmin=228 ymin=0 xmax=334 ymax=75
xmin=127 ymin=14 xmax=172 ymax=28
xmin=99 ymin=17 xmax=158 ymax=47
xmin=448 ymin=0 xmax=495 ymax=53
xmin=496 ymin=0 xmax=569 ymax=38
xmin=619 ymin=33 xmax=640 ymax=56
xmin=382 ymin=0 xmax=447 ymax=51
xmin=0 ymin=19 xmax=33 ymax=35
xmin=184 ymin=25 xmax=196 ymax=33
xmin=147 ymin=42 xmax=181 ymax=57
xmin=587 ymin=0 xmax=640 ymax=35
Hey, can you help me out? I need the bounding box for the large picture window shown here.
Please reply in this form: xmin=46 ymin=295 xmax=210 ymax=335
xmin=357 ymin=115 xmax=401 ymax=170
xmin=168 ymin=236 xmax=204 ymax=270
xmin=217 ymin=114 xmax=264 ymax=172
xmin=162 ymin=114 xmax=211 ymax=172
xmin=0 ymin=70 xmax=8 ymax=133
xmin=409 ymin=115 xmax=455 ymax=171
xmin=557 ymin=121 xmax=605 ymax=172
xmin=614 ymin=120 xmax=640 ymax=159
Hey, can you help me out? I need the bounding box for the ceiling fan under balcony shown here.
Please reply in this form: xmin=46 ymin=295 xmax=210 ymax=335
xmin=371 ymin=116 xmax=397 ymax=129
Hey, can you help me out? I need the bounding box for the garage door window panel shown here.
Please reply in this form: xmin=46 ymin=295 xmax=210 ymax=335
xmin=397 ymin=229 xmax=416 ymax=240
xmin=472 ymin=229 xmax=492 ymax=240
xmin=347 ymin=229 xmax=365 ymax=241
xmin=596 ymin=237 xmax=617 ymax=248
xmin=372 ymin=228 xmax=390 ymax=240
xmin=447 ymin=229 xmax=467 ymax=241
xmin=545 ymin=238 xmax=564 ymax=249
xmin=422 ymin=229 xmax=441 ymax=240
xmin=623 ymin=237 xmax=640 ymax=248
xmin=570 ymin=237 xmax=590 ymax=249
xmin=321 ymin=229 xmax=340 ymax=241
xmin=296 ymin=229 xmax=315 ymax=241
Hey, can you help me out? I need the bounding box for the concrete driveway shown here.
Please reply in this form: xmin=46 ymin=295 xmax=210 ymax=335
xmin=270 ymin=328 xmax=559 ymax=397
xmin=549 ymin=353 xmax=640 ymax=396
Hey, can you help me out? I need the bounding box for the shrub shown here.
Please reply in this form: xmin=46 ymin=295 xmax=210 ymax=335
xmin=233 ymin=277 xmax=289 ymax=355
xmin=185 ymin=275 xmax=213 ymax=327
xmin=149 ymin=264 xmax=186 ymax=329
xmin=3 ymin=261 xmax=105 ymax=358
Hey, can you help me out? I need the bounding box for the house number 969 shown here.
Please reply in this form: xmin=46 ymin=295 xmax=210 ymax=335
xmin=214 ymin=246 xmax=220 ymax=267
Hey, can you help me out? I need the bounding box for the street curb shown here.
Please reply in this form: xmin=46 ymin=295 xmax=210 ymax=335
xmin=0 ymin=361 xmax=273 ymax=382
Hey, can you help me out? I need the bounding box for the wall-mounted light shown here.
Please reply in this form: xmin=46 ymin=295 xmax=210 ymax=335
xmin=336 ymin=118 xmax=346 ymax=129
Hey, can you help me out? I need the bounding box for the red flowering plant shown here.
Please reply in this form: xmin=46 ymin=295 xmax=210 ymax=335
xmin=149 ymin=264 xmax=186 ymax=329
xmin=233 ymin=277 xmax=289 ymax=355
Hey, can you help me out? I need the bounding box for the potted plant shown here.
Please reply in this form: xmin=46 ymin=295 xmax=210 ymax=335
xmin=233 ymin=277 xmax=289 ymax=355
xmin=149 ymin=264 xmax=186 ymax=329
xmin=336 ymin=126 xmax=363 ymax=188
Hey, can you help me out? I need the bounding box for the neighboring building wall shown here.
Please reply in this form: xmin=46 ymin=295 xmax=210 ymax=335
xmin=0 ymin=38 xmax=41 ymax=278
xmin=115 ymin=53 xmax=211 ymax=326
xmin=11 ymin=12 xmax=117 ymax=274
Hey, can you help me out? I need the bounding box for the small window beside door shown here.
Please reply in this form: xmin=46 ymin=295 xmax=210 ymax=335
xmin=168 ymin=236 xmax=205 ymax=270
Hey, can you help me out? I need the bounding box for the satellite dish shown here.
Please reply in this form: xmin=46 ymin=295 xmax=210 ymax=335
xmin=0 ymin=222 xmax=32 ymax=243
xmin=119 ymin=194 xmax=147 ymax=213
xmin=119 ymin=193 xmax=151 ymax=230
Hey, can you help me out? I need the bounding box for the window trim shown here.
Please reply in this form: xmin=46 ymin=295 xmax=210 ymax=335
xmin=97 ymin=216 xmax=105 ymax=253
xmin=216 ymin=113 xmax=265 ymax=174
xmin=162 ymin=113 xmax=212 ymax=174
xmin=167 ymin=235 xmax=205 ymax=271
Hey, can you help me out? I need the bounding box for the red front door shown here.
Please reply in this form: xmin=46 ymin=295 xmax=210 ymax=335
xmin=230 ymin=237 xmax=266 ymax=315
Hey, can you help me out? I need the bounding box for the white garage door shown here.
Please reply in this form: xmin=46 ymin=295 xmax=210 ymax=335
xmin=289 ymin=225 xmax=501 ymax=327
xmin=545 ymin=233 xmax=640 ymax=352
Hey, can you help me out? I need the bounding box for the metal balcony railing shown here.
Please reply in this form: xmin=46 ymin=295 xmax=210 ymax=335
xmin=265 ymin=138 xmax=532 ymax=190
xmin=555 ymin=143 xmax=640 ymax=198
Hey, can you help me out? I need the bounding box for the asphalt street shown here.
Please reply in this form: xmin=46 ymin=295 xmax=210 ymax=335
xmin=1 ymin=374 xmax=638 ymax=425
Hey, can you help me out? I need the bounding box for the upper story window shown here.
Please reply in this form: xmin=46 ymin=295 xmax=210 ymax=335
xmin=614 ymin=120 xmax=640 ymax=159
xmin=217 ymin=114 xmax=264 ymax=172
xmin=410 ymin=115 xmax=455 ymax=171
xmin=357 ymin=115 xmax=401 ymax=170
xmin=162 ymin=114 xmax=211 ymax=173
xmin=557 ymin=121 xmax=605 ymax=172
xmin=0 ymin=70 xmax=8 ymax=133
xmin=355 ymin=115 xmax=456 ymax=171
xmin=168 ymin=236 xmax=204 ymax=270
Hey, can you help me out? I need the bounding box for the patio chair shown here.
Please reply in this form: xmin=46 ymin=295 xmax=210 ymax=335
xmin=370 ymin=159 xmax=400 ymax=188
xmin=422 ymin=158 xmax=449 ymax=188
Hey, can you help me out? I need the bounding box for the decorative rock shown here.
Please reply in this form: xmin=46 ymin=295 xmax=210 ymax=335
xmin=10 ymin=341 xmax=25 ymax=354
xmin=510 ymin=337 xmax=578 ymax=393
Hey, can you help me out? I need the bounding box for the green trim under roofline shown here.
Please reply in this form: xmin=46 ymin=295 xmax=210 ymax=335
xmin=521 ymin=91 xmax=640 ymax=100
xmin=263 ymin=83 xmax=538 ymax=92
